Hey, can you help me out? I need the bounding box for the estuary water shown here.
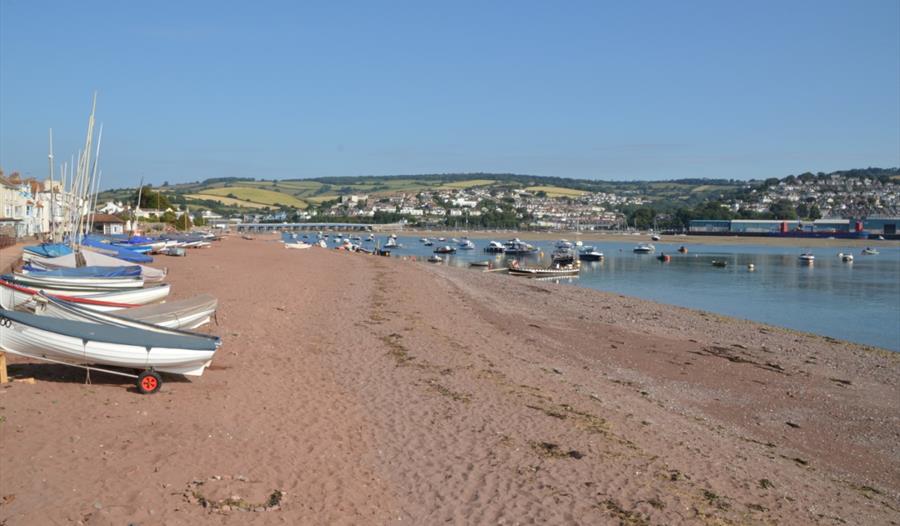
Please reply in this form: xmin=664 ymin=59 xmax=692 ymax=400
xmin=325 ymin=234 xmax=900 ymax=351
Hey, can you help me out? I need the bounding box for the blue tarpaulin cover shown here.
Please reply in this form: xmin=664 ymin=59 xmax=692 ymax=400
xmin=23 ymin=243 xmax=73 ymax=258
xmin=22 ymin=265 xmax=142 ymax=278
xmin=81 ymin=237 xmax=153 ymax=263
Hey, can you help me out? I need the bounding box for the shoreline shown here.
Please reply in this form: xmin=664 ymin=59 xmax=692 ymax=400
xmin=404 ymin=228 xmax=898 ymax=248
xmin=1 ymin=239 xmax=897 ymax=524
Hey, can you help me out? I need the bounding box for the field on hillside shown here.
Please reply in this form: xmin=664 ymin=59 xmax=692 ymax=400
xmin=440 ymin=179 xmax=496 ymax=189
xmin=525 ymin=185 xmax=585 ymax=197
xmin=198 ymin=187 xmax=308 ymax=208
xmin=184 ymin=194 xmax=269 ymax=208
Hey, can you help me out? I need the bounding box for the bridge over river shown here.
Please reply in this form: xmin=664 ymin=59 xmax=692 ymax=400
xmin=234 ymin=222 xmax=405 ymax=233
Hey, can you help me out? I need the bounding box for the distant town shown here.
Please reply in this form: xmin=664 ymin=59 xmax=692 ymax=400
xmin=2 ymin=168 xmax=898 ymax=241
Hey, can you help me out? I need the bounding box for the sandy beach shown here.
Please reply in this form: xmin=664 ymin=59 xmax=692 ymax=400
xmin=1 ymin=237 xmax=898 ymax=525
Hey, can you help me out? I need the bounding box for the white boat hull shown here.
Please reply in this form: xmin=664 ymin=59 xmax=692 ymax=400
xmin=10 ymin=274 xmax=145 ymax=291
xmin=0 ymin=315 xmax=216 ymax=377
xmin=0 ymin=280 xmax=170 ymax=312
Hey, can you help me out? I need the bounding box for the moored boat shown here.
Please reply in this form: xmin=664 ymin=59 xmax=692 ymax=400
xmin=484 ymin=241 xmax=505 ymax=253
xmin=434 ymin=245 xmax=456 ymax=254
xmin=861 ymin=247 xmax=879 ymax=255
xmin=578 ymin=246 xmax=604 ymax=261
xmin=503 ymin=238 xmax=538 ymax=255
xmin=799 ymin=253 xmax=815 ymax=263
xmin=633 ymin=244 xmax=655 ymax=254
xmin=508 ymin=259 xmax=580 ymax=278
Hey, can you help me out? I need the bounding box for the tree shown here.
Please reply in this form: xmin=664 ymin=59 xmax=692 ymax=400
xmin=769 ymin=199 xmax=798 ymax=219
xmin=808 ymin=205 xmax=822 ymax=220
xmin=135 ymin=186 xmax=171 ymax=210
xmin=795 ymin=203 xmax=809 ymax=218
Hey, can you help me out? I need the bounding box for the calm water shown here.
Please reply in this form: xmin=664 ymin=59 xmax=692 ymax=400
xmin=311 ymin=234 xmax=900 ymax=351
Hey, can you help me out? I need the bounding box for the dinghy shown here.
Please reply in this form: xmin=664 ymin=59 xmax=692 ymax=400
xmin=22 ymin=264 xmax=142 ymax=278
xmin=4 ymin=272 xmax=144 ymax=292
xmin=35 ymin=292 xmax=218 ymax=330
xmin=25 ymin=250 xmax=167 ymax=282
xmin=0 ymin=279 xmax=170 ymax=311
xmin=0 ymin=308 xmax=220 ymax=392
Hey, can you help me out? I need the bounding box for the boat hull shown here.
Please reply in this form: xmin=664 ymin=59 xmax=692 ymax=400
xmin=0 ymin=279 xmax=170 ymax=311
xmin=0 ymin=309 xmax=217 ymax=377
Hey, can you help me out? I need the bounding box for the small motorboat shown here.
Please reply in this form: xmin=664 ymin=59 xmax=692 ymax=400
xmin=862 ymin=247 xmax=879 ymax=255
xmin=651 ymin=234 xmax=661 ymax=241
xmin=799 ymin=253 xmax=815 ymax=263
xmin=551 ymin=248 xmax=576 ymax=266
xmin=458 ymin=239 xmax=476 ymax=250
xmin=437 ymin=237 xmax=446 ymax=242
xmin=385 ymin=238 xmax=402 ymax=249
xmin=423 ymin=240 xmax=434 ymax=247
xmin=420 ymin=238 xmax=429 ymax=243
xmin=712 ymin=260 xmax=727 ymax=268
xmin=578 ymin=246 xmax=604 ymax=261
xmin=677 ymin=246 xmax=688 ymax=254
xmin=841 ymin=254 xmax=854 ymax=262
xmin=747 ymin=264 xmax=756 ymax=271
xmin=633 ymin=244 xmax=655 ymax=254
xmin=484 ymin=241 xmax=505 ymax=253
xmin=434 ymin=246 xmax=456 ymax=254
xmin=427 ymin=255 xmax=443 ymax=263
xmin=503 ymin=239 xmax=539 ymax=255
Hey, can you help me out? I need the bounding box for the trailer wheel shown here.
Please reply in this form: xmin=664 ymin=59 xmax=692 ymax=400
xmin=137 ymin=371 xmax=162 ymax=394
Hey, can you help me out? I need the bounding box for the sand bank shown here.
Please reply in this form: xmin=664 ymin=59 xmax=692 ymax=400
xmin=0 ymin=238 xmax=897 ymax=524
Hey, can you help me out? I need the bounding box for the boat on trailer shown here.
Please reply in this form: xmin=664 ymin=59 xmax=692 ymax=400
xmin=0 ymin=308 xmax=220 ymax=393
xmin=35 ymin=292 xmax=218 ymax=330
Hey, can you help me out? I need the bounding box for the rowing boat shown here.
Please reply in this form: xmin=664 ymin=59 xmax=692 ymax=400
xmin=4 ymin=272 xmax=145 ymax=291
xmin=0 ymin=279 xmax=170 ymax=311
xmin=26 ymin=250 xmax=167 ymax=282
xmin=35 ymin=292 xmax=218 ymax=330
xmin=0 ymin=308 xmax=220 ymax=381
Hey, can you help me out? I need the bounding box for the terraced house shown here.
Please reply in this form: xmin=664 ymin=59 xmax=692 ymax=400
xmin=0 ymin=171 xmax=63 ymax=239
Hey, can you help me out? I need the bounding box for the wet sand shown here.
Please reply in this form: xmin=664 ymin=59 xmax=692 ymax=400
xmin=0 ymin=237 xmax=898 ymax=525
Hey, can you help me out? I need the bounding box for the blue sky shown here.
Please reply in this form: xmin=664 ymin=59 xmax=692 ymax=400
xmin=1 ymin=1 xmax=898 ymax=188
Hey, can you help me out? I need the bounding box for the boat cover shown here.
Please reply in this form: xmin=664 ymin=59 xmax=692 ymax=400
xmin=0 ymin=308 xmax=219 ymax=351
xmin=26 ymin=250 xmax=167 ymax=282
xmin=23 ymin=243 xmax=73 ymax=258
xmin=23 ymin=265 xmax=142 ymax=278
xmin=81 ymin=236 xmax=153 ymax=263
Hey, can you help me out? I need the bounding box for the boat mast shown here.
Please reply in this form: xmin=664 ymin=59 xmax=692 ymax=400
xmin=73 ymin=92 xmax=97 ymax=246
xmin=86 ymin=123 xmax=104 ymax=235
xmin=48 ymin=128 xmax=55 ymax=242
xmin=134 ymin=176 xmax=144 ymax=235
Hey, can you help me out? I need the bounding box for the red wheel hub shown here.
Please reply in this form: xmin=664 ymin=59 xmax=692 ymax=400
xmin=141 ymin=376 xmax=158 ymax=391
